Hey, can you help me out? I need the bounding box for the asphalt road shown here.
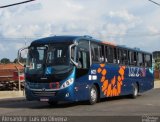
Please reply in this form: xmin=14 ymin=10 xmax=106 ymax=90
xmin=0 ymin=89 xmax=160 ymax=122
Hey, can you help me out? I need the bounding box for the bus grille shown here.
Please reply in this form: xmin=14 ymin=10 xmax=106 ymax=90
xmin=32 ymin=91 xmax=57 ymax=97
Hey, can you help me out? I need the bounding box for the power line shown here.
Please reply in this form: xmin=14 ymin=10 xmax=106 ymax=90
xmin=148 ymin=0 xmax=160 ymax=6
xmin=0 ymin=0 xmax=36 ymax=8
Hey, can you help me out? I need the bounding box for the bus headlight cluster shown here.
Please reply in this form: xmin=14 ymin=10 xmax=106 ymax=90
xmin=60 ymin=78 xmax=74 ymax=89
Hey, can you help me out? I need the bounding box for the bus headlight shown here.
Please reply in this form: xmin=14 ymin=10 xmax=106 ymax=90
xmin=60 ymin=78 xmax=74 ymax=89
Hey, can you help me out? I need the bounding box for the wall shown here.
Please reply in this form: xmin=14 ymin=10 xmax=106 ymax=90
xmin=154 ymin=70 xmax=160 ymax=79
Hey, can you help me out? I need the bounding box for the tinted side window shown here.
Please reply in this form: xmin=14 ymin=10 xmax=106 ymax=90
xmin=123 ymin=50 xmax=128 ymax=65
xmin=78 ymin=40 xmax=89 ymax=51
xmin=91 ymin=43 xmax=102 ymax=63
xmin=145 ymin=54 xmax=152 ymax=67
xmin=105 ymin=46 xmax=114 ymax=63
xmin=113 ymin=48 xmax=117 ymax=63
xmin=129 ymin=51 xmax=137 ymax=66
xmin=100 ymin=45 xmax=105 ymax=63
xmin=137 ymin=53 xmax=143 ymax=66
xmin=118 ymin=49 xmax=128 ymax=65
xmin=77 ymin=40 xmax=90 ymax=68
xmin=118 ymin=49 xmax=122 ymax=64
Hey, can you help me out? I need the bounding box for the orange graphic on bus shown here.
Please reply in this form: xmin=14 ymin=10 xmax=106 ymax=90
xmin=97 ymin=64 xmax=126 ymax=97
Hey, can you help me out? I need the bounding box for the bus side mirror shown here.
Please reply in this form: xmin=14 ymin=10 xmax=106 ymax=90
xmin=69 ymin=43 xmax=78 ymax=67
xmin=17 ymin=47 xmax=28 ymax=67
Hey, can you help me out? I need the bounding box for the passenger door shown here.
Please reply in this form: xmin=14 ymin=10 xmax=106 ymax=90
xmin=75 ymin=39 xmax=90 ymax=101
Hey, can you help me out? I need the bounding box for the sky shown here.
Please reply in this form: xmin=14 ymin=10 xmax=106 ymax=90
xmin=0 ymin=0 xmax=160 ymax=61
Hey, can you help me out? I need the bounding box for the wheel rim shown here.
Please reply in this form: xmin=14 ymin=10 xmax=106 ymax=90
xmin=134 ymin=85 xmax=138 ymax=96
xmin=91 ymin=88 xmax=97 ymax=102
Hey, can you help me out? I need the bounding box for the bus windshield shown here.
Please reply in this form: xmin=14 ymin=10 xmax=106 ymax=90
xmin=26 ymin=44 xmax=72 ymax=75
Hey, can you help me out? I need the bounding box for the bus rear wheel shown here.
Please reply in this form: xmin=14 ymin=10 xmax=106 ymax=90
xmin=88 ymin=85 xmax=98 ymax=105
xmin=131 ymin=83 xmax=138 ymax=98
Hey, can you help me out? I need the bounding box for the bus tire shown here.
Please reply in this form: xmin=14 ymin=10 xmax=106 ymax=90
xmin=88 ymin=85 xmax=98 ymax=105
xmin=48 ymin=101 xmax=58 ymax=106
xmin=131 ymin=83 xmax=138 ymax=99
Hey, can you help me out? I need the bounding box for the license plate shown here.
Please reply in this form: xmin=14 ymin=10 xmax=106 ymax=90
xmin=40 ymin=98 xmax=49 ymax=102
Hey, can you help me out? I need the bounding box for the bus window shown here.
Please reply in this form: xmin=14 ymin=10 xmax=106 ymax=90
xmin=118 ymin=49 xmax=128 ymax=65
xmin=134 ymin=52 xmax=137 ymax=66
xmin=91 ymin=43 xmax=102 ymax=63
xmin=137 ymin=53 xmax=143 ymax=66
xmin=100 ymin=45 xmax=105 ymax=63
xmin=119 ymin=50 xmax=128 ymax=65
xmin=47 ymin=46 xmax=68 ymax=65
xmin=78 ymin=51 xmax=89 ymax=69
xmin=77 ymin=40 xmax=90 ymax=68
xmin=129 ymin=51 xmax=137 ymax=66
xmin=142 ymin=54 xmax=145 ymax=67
xmin=105 ymin=46 xmax=114 ymax=63
xmin=117 ymin=48 xmax=122 ymax=64
xmin=113 ymin=48 xmax=117 ymax=63
xmin=122 ymin=50 xmax=128 ymax=65
xmin=144 ymin=54 xmax=152 ymax=67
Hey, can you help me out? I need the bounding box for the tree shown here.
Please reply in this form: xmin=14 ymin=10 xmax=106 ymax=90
xmin=13 ymin=58 xmax=18 ymax=63
xmin=155 ymin=58 xmax=160 ymax=70
xmin=0 ymin=58 xmax=10 ymax=64
xmin=14 ymin=58 xmax=26 ymax=64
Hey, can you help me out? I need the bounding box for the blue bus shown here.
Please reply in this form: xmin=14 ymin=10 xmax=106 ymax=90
xmin=18 ymin=35 xmax=154 ymax=105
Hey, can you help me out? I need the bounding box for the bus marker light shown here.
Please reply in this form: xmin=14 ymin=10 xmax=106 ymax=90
xmin=74 ymin=87 xmax=78 ymax=91
xmin=86 ymin=85 xmax=89 ymax=89
xmin=89 ymin=75 xmax=97 ymax=80
xmin=91 ymin=70 xmax=96 ymax=74
xmin=65 ymin=93 xmax=70 ymax=97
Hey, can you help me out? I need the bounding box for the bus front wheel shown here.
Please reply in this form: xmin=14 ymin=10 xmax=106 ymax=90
xmin=88 ymin=85 xmax=98 ymax=105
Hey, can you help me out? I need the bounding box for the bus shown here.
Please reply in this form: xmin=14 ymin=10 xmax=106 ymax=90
xmin=18 ymin=35 xmax=154 ymax=105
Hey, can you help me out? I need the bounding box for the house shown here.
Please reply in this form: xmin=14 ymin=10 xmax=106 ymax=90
xmin=0 ymin=63 xmax=24 ymax=81
xmin=0 ymin=63 xmax=24 ymax=90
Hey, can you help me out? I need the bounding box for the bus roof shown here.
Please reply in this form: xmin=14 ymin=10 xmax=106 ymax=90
xmin=31 ymin=36 xmax=80 ymax=45
xmin=30 ymin=35 xmax=151 ymax=54
xmin=117 ymin=45 xmax=151 ymax=54
xmin=30 ymin=35 xmax=101 ymax=46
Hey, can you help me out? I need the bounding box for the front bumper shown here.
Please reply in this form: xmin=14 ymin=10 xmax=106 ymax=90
xmin=25 ymin=86 xmax=76 ymax=102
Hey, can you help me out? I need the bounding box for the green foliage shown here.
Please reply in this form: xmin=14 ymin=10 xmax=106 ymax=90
xmin=154 ymin=58 xmax=160 ymax=70
xmin=155 ymin=58 xmax=160 ymax=63
xmin=13 ymin=58 xmax=18 ymax=63
xmin=13 ymin=58 xmax=26 ymax=64
xmin=0 ymin=58 xmax=10 ymax=64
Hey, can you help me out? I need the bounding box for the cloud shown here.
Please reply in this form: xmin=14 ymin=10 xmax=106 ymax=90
xmin=147 ymin=26 xmax=160 ymax=34
xmin=65 ymin=1 xmax=83 ymax=10
xmin=0 ymin=43 xmax=9 ymax=52
xmin=0 ymin=1 xmax=141 ymax=39
xmin=109 ymin=10 xmax=138 ymax=22
xmin=14 ymin=43 xmax=25 ymax=50
xmin=0 ymin=0 xmax=160 ymax=60
xmin=24 ymin=3 xmax=42 ymax=11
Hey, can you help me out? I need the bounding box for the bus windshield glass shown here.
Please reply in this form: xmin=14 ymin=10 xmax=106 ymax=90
xmin=26 ymin=44 xmax=72 ymax=75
